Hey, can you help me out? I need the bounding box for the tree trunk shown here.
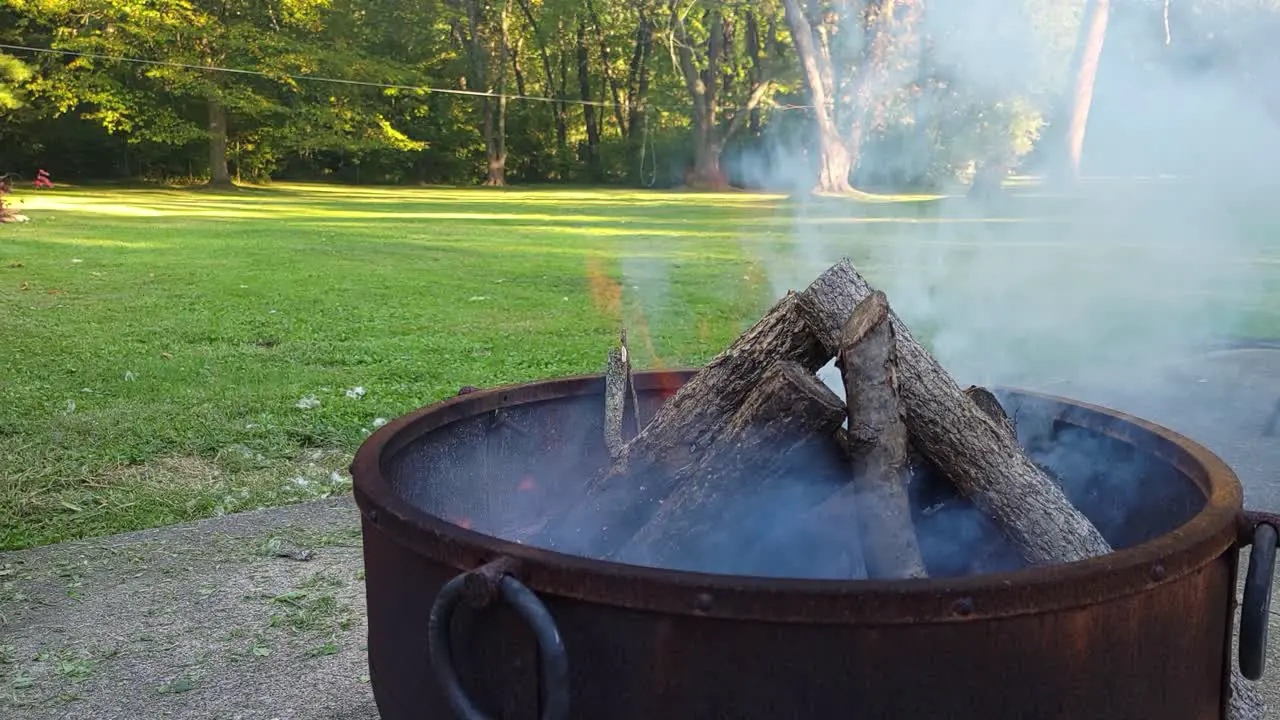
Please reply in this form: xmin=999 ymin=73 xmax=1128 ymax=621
xmin=625 ymin=7 xmax=653 ymax=183
xmin=782 ymin=0 xmax=850 ymax=193
xmin=206 ymin=97 xmax=233 ymax=188
xmin=1163 ymin=0 xmax=1172 ymax=46
xmin=745 ymin=11 xmax=766 ymax=136
xmin=516 ymin=0 xmax=567 ymax=150
xmin=1063 ymin=0 xmax=1111 ymax=182
xmin=577 ymin=18 xmax=602 ymax=181
xmin=587 ymin=0 xmax=627 ymax=135
xmin=815 ymin=128 xmax=855 ymax=194
xmin=511 ymin=34 xmax=527 ymax=98
xmin=687 ymin=136 xmax=727 ymax=189
xmin=484 ymin=0 xmax=512 ymax=186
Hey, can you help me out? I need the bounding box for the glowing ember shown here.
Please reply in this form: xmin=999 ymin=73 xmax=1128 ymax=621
xmin=518 ymin=476 xmax=537 ymax=492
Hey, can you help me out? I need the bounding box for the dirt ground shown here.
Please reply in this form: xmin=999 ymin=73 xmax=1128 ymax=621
xmin=0 ymin=497 xmax=379 ymax=720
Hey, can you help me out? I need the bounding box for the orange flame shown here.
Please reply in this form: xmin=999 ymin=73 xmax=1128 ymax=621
xmin=456 ymin=517 xmax=473 ymax=530
xmin=585 ymin=257 xmax=621 ymax=319
xmin=584 ymin=257 xmax=684 ymax=397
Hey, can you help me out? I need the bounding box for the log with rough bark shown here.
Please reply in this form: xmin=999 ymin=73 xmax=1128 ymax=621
xmin=536 ymin=263 xmax=856 ymax=558
xmin=795 ymin=259 xmax=1113 ymax=565
xmin=964 ymin=385 xmax=1015 ymax=438
xmin=622 ymin=329 xmax=642 ymax=435
xmin=604 ymin=344 xmax=628 ymax=461
xmin=838 ymin=291 xmax=927 ymax=579
xmin=614 ymin=360 xmax=846 ymax=570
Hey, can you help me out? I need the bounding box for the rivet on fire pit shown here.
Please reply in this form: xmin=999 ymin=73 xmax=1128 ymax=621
xmin=693 ymin=592 xmax=714 ymax=614
xmin=951 ymin=597 xmax=975 ymax=617
xmin=1151 ymin=563 xmax=1167 ymax=581
xmin=366 ymin=509 xmax=378 ymax=524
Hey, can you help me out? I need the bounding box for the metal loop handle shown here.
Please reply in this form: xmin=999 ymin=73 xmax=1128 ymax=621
xmin=1240 ymin=520 xmax=1278 ymax=681
xmin=428 ymin=565 xmax=570 ymax=720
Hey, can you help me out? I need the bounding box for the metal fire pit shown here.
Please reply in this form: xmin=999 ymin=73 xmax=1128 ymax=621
xmin=351 ymin=370 xmax=1280 ymax=720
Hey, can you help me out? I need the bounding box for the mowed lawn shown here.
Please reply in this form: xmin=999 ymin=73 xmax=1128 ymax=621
xmin=2 ymin=181 xmax=1279 ymax=551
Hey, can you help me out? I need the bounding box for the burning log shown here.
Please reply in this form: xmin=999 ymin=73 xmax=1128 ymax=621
xmin=836 ymin=291 xmax=927 ymax=579
xmin=795 ymin=259 xmax=1113 ymax=566
xmin=604 ymin=340 xmax=629 ymax=461
xmin=605 ymin=330 xmax=643 ymax=461
xmin=614 ymin=360 xmax=846 ymax=570
xmin=537 ymin=265 xmax=849 ymax=558
xmin=624 ymin=330 xmax=642 ymax=435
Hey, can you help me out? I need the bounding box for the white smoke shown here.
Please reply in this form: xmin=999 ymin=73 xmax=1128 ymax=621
xmin=749 ymin=0 xmax=1279 ymax=412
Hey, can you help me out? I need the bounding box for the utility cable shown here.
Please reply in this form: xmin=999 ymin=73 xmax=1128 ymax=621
xmin=0 ymin=42 xmax=614 ymax=108
xmin=1 ymin=42 xmax=818 ymax=112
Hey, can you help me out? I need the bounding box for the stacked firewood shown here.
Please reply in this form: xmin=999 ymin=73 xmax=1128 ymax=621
xmin=534 ymin=258 xmax=1264 ymax=719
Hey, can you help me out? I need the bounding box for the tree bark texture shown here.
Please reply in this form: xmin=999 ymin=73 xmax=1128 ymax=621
xmin=795 ymin=259 xmax=1113 ymax=565
xmin=615 ymin=360 xmax=846 ymax=570
xmin=782 ymin=0 xmax=923 ymax=193
xmin=577 ymin=18 xmax=601 ymax=180
xmin=1063 ymin=0 xmax=1111 ymax=181
xmin=838 ymin=291 xmax=927 ymax=579
xmin=781 ymin=0 xmax=853 ymax=193
xmin=537 ymin=263 xmax=862 ymax=558
xmin=604 ymin=346 xmax=628 ymax=461
xmin=207 ymin=97 xmax=233 ymax=188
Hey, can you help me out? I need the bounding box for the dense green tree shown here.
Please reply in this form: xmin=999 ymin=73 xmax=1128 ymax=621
xmin=2 ymin=0 xmax=1279 ymax=188
xmin=0 ymin=54 xmax=32 ymax=112
xmin=12 ymin=0 xmax=425 ymax=185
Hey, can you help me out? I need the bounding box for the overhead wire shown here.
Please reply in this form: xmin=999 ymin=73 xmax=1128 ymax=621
xmin=0 ymin=42 xmax=817 ymax=111
xmin=0 ymin=42 xmax=615 ymax=107
xmin=2 ymin=40 xmax=818 ymax=186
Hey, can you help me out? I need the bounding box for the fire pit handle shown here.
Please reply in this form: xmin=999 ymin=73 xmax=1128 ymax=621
xmin=1239 ymin=516 xmax=1278 ymax=681
xmin=427 ymin=561 xmax=570 ymax=720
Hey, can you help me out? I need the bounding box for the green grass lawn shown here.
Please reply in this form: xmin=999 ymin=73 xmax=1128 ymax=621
xmin=2 ymin=181 xmax=1279 ymax=551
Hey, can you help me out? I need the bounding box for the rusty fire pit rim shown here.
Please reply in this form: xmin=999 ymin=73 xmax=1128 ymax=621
xmin=351 ymin=369 xmax=1244 ymax=625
